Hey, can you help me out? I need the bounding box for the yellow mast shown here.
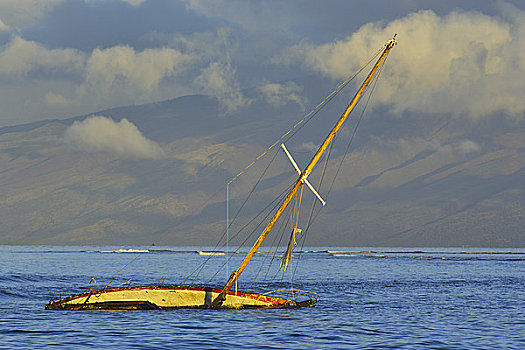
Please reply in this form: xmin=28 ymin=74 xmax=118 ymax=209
xmin=210 ymin=35 xmax=397 ymax=308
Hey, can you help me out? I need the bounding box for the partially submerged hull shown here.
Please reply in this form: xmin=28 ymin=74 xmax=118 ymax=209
xmin=44 ymin=37 xmax=396 ymax=312
xmin=46 ymin=285 xmax=315 ymax=310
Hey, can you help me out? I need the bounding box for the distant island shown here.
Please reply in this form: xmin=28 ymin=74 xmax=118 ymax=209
xmin=1 ymin=86 xmax=523 ymax=247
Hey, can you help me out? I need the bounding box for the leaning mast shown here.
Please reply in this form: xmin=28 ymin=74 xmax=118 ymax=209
xmin=211 ymin=35 xmax=397 ymax=308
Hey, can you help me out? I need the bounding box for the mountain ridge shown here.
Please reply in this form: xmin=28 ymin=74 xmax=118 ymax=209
xmin=0 ymin=80 xmax=523 ymax=247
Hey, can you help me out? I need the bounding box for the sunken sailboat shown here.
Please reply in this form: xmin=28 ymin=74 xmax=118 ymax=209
xmin=46 ymin=35 xmax=396 ymax=310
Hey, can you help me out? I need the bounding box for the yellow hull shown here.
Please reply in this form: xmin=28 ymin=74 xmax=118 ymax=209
xmin=46 ymin=286 xmax=314 ymax=310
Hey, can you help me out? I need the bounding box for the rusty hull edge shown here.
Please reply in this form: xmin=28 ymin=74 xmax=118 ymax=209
xmin=45 ymin=300 xmax=310 ymax=310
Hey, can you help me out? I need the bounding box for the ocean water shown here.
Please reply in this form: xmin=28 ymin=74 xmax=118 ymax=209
xmin=1 ymin=246 xmax=524 ymax=349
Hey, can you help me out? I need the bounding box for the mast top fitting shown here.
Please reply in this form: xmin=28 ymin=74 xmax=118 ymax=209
xmin=387 ymin=34 xmax=397 ymax=48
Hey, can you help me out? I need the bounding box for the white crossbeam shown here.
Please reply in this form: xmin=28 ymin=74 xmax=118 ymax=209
xmin=281 ymin=144 xmax=326 ymax=206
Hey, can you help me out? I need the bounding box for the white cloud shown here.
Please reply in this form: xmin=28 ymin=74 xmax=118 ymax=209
xmin=286 ymin=9 xmax=525 ymax=120
xmin=168 ymin=27 xmax=253 ymax=114
xmin=0 ymin=37 xmax=197 ymax=92
xmin=370 ymin=135 xmax=435 ymax=154
xmin=297 ymin=142 xmax=317 ymax=153
xmin=44 ymin=92 xmax=71 ymax=106
xmin=0 ymin=19 xmax=9 ymax=32
xmin=85 ymin=0 xmax=147 ymax=7
xmin=82 ymin=45 xmax=194 ymax=96
xmin=119 ymin=0 xmax=147 ymax=6
xmin=64 ymin=115 xmax=164 ymax=159
xmin=370 ymin=136 xmax=481 ymax=159
xmin=194 ymin=61 xmax=251 ymax=114
xmin=170 ymin=27 xmax=237 ymax=62
xmin=0 ymin=37 xmax=85 ymax=78
xmin=0 ymin=28 xmax=248 ymax=122
xmin=0 ymin=0 xmax=63 ymax=29
xmin=184 ymin=0 xmax=289 ymax=32
xmin=258 ymin=82 xmax=306 ymax=109
xmin=455 ymin=140 xmax=481 ymax=155
xmin=0 ymin=36 xmax=203 ymax=123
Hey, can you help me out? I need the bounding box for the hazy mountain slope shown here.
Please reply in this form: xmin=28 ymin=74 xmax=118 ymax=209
xmin=0 ymin=82 xmax=523 ymax=247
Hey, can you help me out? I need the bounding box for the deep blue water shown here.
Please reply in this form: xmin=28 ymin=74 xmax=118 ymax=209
xmin=1 ymin=246 xmax=524 ymax=349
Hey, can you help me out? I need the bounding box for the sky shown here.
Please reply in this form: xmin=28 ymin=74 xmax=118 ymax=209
xmin=0 ymin=0 xmax=524 ymax=127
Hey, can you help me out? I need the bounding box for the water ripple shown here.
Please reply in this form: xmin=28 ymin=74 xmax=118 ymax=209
xmin=1 ymin=246 xmax=524 ymax=349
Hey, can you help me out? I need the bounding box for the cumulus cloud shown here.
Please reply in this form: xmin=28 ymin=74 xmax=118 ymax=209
xmin=0 ymin=37 xmax=85 ymax=78
xmin=170 ymin=27 xmax=238 ymax=63
xmin=0 ymin=27 xmax=247 ymax=121
xmin=0 ymin=37 xmax=196 ymax=88
xmin=454 ymin=140 xmax=481 ymax=155
xmin=184 ymin=0 xmax=291 ymax=33
xmin=370 ymin=136 xmax=481 ymax=159
xmin=170 ymin=27 xmax=253 ymax=114
xmin=429 ymin=140 xmax=482 ymax=157
xmin=0 ymin=19 xmax=9 ymax=32
xmin=64 ymin=115 xmax=164 ymax=159
xmin=44 ymin=92 xmax=71 ymax=106
xmin=119 ymin=0 xmax=147 ymax=6
xmin=0 ymin=0 xmax=63 ymax=29
xmin=258 ymin=82 xmax=307 ymax=109
xmin=285 ymin=8 xmax=525 ymax=120
xmin=194 ymin=61 xmax=251 ymax=114
xmin=85 ymin=0 xmax=146 ymax=6
xmin=296 ymin=142 xmax=318 ymax=153
xmin=82 ymin=45 xmax=194 ymax=96
xmin=0 ymin=37 xmax=198 ymax=105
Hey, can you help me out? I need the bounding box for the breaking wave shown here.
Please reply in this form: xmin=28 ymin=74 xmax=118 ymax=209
xmin=95 ymin=249 xmax=150 ymax=253
xmin=197 ymin=251 xmax=225 ymax=256
xmin=11 ymin=247 xmax=525 ymax=261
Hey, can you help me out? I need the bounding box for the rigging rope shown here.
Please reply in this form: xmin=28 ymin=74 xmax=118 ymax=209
xmin=101 ymin=46 xmax=386 ymax=289
xmin=180 ymin=50 xmax=383 ymax=287
xmin=183 ymin=147 xmax=283 ymax=286
xmin=290 ymin=48 xmax=391 ymax=285
xmin=187 ymin=178 xmax=295 ymax=286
